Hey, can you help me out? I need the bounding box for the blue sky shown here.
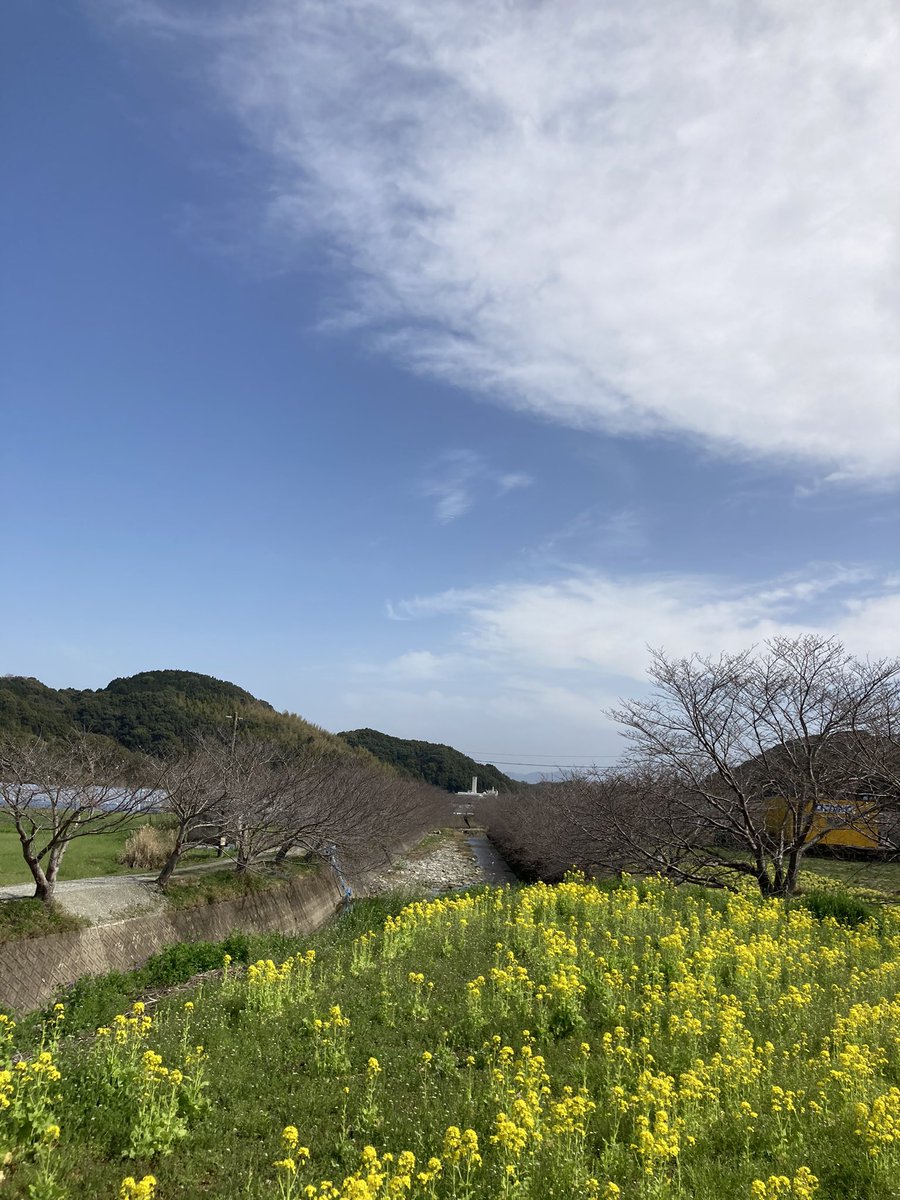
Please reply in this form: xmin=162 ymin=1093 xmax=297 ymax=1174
xmin=2 ymin=1 xmax=899 ymax=775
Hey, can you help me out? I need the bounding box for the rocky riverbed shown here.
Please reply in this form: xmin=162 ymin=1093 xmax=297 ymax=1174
xmin=361 ymin=831 xmax=495 ymax=895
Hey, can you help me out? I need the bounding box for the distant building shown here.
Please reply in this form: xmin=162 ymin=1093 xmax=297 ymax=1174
xmin=455 ymin=776 xmax=498 ymax=798
xmin=451 ymin=776 xmax=497 ymax=820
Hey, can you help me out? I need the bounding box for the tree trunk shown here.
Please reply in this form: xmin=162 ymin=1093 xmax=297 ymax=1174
xmin=17 ymin=827 xmax=60 ymax=903
xmin=32 ymin=869 xmax=54 ymax=903
xmin=273 ymin=837 xmax=295 ymax=866
xmin=155 ymin=833 xmax=186 ymax=890
xmin=782 ymin=850 xmax=802 ymax=899
xmin=26 ymin=854 xmax=54 ymax=903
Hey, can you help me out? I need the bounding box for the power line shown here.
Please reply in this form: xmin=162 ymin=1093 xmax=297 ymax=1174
xmin=471 ymin=759 xmax=621 ymax=769
xmin=463 ymin=749 xmax=619 ymax=757
xmin=464 ymin=752 xmax=622 ymax=761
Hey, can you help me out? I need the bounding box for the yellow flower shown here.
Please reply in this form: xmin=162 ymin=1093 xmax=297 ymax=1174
xmin=119 ymin=1175 xmax=157 ymax=1200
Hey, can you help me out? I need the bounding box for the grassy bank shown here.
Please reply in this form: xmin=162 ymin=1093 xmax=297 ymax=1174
xmin=164 ymin=859 xmax=313 ymax=909
xmin=0 ymin=817 xmax=219 ymax=887
xmin=0 ymin=900 xmax=85 ymax=945
xmin=3 ymin=876 xmax=900 ymax=1199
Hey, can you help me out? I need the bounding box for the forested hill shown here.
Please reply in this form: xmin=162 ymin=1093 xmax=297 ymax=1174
xmin=337 ymin=727 xmax=515 ymax=792
xmin=0 ymin=670 xmax=351 ymax=759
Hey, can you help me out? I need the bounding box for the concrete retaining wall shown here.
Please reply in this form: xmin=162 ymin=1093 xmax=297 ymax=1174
xmin=0 ymin=868 xmax=345 ymax=1015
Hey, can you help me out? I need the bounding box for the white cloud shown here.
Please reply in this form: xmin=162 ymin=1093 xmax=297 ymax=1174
xmin=420 ymin=449 xmax=532 ymax=523
xmin=351 ymin=563 xmax=900 ymax=753
xmin=497 ymin=473 xmax=533 ymax=494
xmin=375 ymin=650 xmax=460 ymax=681
xmin=390 ymin=564 xmax=899 ymax=680
xmin=117 ymin=0 xmax=900 ymax=481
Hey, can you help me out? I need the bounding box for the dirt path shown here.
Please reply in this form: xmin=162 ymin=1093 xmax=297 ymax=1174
xmin=0 ymin=859 xmax=230 ymax=924
xmin=0 ymin=874 xmax=165 ymax=923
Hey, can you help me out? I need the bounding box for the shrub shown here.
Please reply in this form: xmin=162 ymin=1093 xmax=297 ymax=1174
xmin=118 ymin=825 xmax=177 ymax=870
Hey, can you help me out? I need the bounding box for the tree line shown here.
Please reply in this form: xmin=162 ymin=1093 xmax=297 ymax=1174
xmin=485 ymin=636 xmax=900 ymax=898
xmin=0 ymin=730 xmax=446 ymax=903
xmin=0 ymin=670 xmax=348 ymax=760
xmin=337 ymin=727 xmax=514 ymax=793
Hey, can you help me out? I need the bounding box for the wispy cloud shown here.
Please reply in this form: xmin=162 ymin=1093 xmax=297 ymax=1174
xmin=497 ymin=472 xmax=532 ymax=494
xmin=354 ymin=649 xmax=461 ymax=682
xmin=357 ymin=562 xmax=900 ymax=753
xmin=112 ymin=0 xmax=900 ymax=482
xmin=390 ymin=564 xmax=896 ymax=680
xmin=420 ymin=449 xmax=532 ymax=523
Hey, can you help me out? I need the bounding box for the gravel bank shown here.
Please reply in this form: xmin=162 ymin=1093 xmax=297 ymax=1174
xmin=362 ymin=835 xmax=486 ymax=896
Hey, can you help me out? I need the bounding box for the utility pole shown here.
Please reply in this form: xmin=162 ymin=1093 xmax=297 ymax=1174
xmin=227 ymin=712 xmax=244 ymax=755
xmin=219 ymin=713 xmax=244 ymax=857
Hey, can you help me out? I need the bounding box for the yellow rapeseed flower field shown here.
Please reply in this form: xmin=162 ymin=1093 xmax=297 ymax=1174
xmin=2 ymin=875 xmax=900 ymax=1198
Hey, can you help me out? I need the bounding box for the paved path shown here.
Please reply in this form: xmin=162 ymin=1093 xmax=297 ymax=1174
xmin=0 ymin=858 xmax=230 ymax=924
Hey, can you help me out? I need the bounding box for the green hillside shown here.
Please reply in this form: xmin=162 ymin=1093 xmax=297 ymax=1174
xmin=337 ymin=727 xmax=514 ymax=791
xmin=0 ymin=670 xmax=349 ymax=759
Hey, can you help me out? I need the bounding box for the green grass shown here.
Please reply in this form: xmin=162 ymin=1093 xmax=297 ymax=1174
xmin=0 ymin=817 xmax=216 ymax=887
xmin=0 ymin=898 xmax=85 ymax=944
xmin=164 ymin=859 xmax=313 ymax=909
xmin=799 ymin=854 xmax=900 ymax=897
xmin=686 ymin=847 xmax=900 ymax=902
xmin=4 ymin=879 xmax=900 ymax=1199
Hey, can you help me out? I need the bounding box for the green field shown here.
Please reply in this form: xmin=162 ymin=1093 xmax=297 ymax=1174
xmin=799 ymin=854 xmax=900 ymax=897
xmin=683 ymin=848 xmax=900 ymax=903
xmin=0 ymin=818 xmax=216 ymax=887
xmin=3 ymin=876 xmax=900 ymax=1199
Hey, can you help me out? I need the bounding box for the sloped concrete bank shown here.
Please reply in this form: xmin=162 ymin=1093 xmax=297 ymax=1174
xmin=0 ymin=868 xmax=345 ymax=1015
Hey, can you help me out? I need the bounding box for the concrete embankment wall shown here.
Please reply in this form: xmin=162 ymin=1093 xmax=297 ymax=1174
xmin=0 ymin=868 xmax=345 ymax=1015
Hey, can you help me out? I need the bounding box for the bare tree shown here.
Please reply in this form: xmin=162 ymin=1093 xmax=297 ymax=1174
xmin=210 ymin=734 xmax=446 ymax=883
xmin=483 ymin=780 xmax=593 ymax=881
xmin=604 ymin=635 xmax=900 ymax=897
xmin=307 ymin=766 xmax=445 ymax=879
xmin=211 ymin=737 xmax=295 ymax=873
xmin=154 ymin=741 xmax=230 ymax=889
xmin=0 ymin=733 xmax=159 ymax=902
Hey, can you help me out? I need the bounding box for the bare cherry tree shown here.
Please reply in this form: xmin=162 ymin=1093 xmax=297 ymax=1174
xmin=0 ymin=733 xmax=159 ymax=902
xmin=154 ymin=741 xmax=230 ymax=889
xmin=211 ymin=737 xmax=298 ymax=873
xmin=483 ymin=779 xmax=596 ymax=881
xmin=308 ymin=766 xmax=445 ymax=879
xmin=222 ymin=747 xmax=445 ymax=880
xmin=606 ymin=635 xmax=900 ymax=897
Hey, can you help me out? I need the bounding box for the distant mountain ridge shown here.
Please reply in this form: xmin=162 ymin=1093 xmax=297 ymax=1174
xmin=505 ymin=770 xmax=566 ymax=784
xmin=337 ymin=727 xmax=515 ymax=792
xmin=0 ymin=670 xmax=348 ymax=760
